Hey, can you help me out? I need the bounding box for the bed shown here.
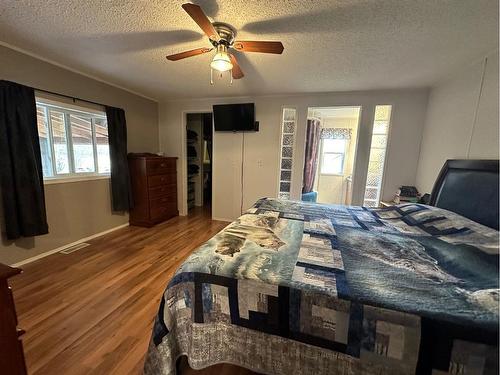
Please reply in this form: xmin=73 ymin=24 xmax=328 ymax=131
xmin=144 ymin=159 xmax=499 ymax=375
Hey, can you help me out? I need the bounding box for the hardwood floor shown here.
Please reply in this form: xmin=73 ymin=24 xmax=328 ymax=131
xmin=10 ymin=207 xmax=256 ymax=375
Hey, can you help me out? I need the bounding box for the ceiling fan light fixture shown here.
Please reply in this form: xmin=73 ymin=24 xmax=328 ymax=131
xmin=210 ymin=45 xmax=233 ymax=72
xmin=166 ymin=3 xmax=283 ymax=83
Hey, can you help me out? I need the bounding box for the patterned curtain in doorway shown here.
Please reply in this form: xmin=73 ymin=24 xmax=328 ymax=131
xmin=321 ymin=128 xmax=352 ymax=139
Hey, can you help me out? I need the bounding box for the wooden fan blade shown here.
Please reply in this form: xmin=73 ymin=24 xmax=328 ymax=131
xmin=166 ymin=47 xmax=213 ymax=61
xmin=233 ymin=41 xmax=284 ymax=54
xmin=229 ymin=54 xmax=244 ymax=79
xmin=182 ymin=3 xmax=220 ymax=41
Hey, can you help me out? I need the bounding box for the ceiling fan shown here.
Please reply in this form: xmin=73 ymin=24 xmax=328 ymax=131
xmin=166 ymin=3 xmax=284 ymax=83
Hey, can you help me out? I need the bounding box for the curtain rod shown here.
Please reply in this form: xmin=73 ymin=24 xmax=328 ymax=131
xmin=34 ymin=87 xmax=108 ymax=109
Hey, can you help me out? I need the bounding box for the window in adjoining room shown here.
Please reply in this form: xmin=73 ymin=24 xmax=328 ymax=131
xmin=319 ymin=139 xmax=347 ymax=175
xmin=36 ymin=100 xmax=110 ymax=181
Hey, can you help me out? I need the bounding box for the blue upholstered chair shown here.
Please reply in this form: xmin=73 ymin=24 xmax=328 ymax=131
xmin=301 ymin=191 xmax=318 ymax=202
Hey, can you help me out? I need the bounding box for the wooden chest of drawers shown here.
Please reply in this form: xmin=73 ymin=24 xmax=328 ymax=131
xmin=128 ymin=154 xmax=178 ymax=227
xmin=0 ymin=264 xmax=26 ymax=375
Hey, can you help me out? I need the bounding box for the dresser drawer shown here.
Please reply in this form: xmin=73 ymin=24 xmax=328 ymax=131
xmin=150 ymin=192 xmax=176 ymax=206
xmin=148 ymin=174 xmax=176 ymax=187
xmin=149 ymin=184 xmax=176 ymax=199
xmin=150 ymin=199 xmax=177 ymax=221
xmin=146 ymin=158 xmax=176 ymax=176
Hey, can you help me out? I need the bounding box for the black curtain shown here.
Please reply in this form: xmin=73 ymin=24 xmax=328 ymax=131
xmin=0 ymin=80 xmax=48 ymax=239
xmin=105 ymin=106 xmax=133 ymax=211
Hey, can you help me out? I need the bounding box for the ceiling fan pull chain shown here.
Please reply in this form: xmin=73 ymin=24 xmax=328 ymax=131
xmin=230 ymin=70 xmax=233 ymax=85
xmin=210 ymin=68 xmax=214 ymax=85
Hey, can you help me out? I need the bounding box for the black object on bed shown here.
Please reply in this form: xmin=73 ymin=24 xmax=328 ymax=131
xmin=430 ymin=159 xmax=499 ymax=230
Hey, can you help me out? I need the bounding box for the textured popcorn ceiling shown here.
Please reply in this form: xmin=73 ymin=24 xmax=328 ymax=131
xmin=0 ymin=0 xmax=497 ymax=100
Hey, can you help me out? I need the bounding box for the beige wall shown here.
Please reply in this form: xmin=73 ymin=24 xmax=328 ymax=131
xmin=415 ymin=50 xmax=499 ymax=193
xmin=0 ymin=45 xmax=159 ymax=265
xmin=159 ymin=89 xmax=428 ymax=221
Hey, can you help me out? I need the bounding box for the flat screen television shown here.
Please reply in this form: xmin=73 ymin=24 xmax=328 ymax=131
xmin=213 ymin=103 xmax=256 ymax=132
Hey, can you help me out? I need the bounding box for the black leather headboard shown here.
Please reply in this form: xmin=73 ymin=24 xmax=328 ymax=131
xmin=429 ymin=159 xmax=499 ymax=230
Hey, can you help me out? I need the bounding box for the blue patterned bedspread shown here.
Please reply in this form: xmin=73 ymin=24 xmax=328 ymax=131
xmin=145 ymin=198 xmax=499 ymax=375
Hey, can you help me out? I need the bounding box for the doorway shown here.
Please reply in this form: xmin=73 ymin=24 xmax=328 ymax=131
xmin=302 ymin=106 xmax=361 ymax=205
xmin=186 ymin=113 xmax=213 ymax=215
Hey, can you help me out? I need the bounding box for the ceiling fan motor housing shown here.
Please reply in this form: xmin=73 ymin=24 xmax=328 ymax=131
xmin=211 ymin=22 xmax=236 ymax=46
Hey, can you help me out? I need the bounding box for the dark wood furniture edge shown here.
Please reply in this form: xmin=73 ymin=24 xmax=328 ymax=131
xmin=0 ymin=263 xmax=22 ymax=279
xmin=0 ymin=263 xmax=27 ymax=375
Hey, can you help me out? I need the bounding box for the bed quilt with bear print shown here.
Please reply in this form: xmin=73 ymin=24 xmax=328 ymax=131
xmin=145 ymin=198 xmax=499 ymax=375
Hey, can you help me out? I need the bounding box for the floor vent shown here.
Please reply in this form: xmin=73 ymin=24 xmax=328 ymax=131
xmin=59 ymin=242 xmax=91 ymax=254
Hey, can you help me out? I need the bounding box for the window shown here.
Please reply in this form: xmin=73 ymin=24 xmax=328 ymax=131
xmin=363 ymin=105 xmax=392 ymax=207
xmin=277 ymin=108 xmax=297 ymax=200
xmin=36 ymin=100 xmax=110 ymax=180
xmin=320 ymin=139 xmax=346 ymax=175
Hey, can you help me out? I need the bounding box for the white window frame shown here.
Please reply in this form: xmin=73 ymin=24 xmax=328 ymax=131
xmin=319 ymin=138 xmax=347 ymax=176
xmin=36 ymin=100 xmax=110 ymax=184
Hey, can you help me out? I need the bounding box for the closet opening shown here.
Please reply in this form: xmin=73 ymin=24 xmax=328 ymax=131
xmin=186 ymin=113 xmax=213 ymax=216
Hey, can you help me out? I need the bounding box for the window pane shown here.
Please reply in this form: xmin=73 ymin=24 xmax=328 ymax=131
xmin=281 ymin=158 xmax=292 ymax=170
xmin=281 ymin=146 xmax=293 ymax=158
xmin=50 ymin=110 xmax=70 ymax=174
xmin=280 ymin=182 xmax=290 ymax=192
xmin=283 ymin=109 xmax=296 ymax=122
xmin=94 ymin=118 xmax=110 ymax=173
xmin=370 ymin=134 xmax=387 ymax=148
xmin=37 ymin=100 xmax=110 ymax=179
xmin=282 ymin=134 xmax=294 ymax=145
xmin=278 ymin=108 xmax=296 ymax=199
xmin=373 ymin=121 xmax=388 ymax=134
xmin=375 ymin=105 xmax=391 ymax=121
xmin=70 ymin=115 xmax=95 ymax=173
xmin=363 ymin=105 xmax=392 ymax=206
xmin=283 ymin=121 xmax=295 ymax=134
xmin=321 ymin=153 xmax=343 ymax=174
xmin=364 ymin=187 xmax=379 ymax=200
xmin=366 ymin=173 xmax=382 ymax=187
xmin=281 ymin=170 xmax=291 ymax=181
xmin=36 ymin=105 xmax=53 ymax=177
xmin=323 ymin=139 xmax=346 ymax=153
xmin=368 ymin=148 xmax=386 ymax=164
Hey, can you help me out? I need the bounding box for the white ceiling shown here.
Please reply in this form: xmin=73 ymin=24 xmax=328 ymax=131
xmin=1 ymin=0 xmax=498 ymax=101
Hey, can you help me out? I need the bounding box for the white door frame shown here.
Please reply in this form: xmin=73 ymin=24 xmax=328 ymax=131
xmin=304 ymin=105 xmax=363 ymax=204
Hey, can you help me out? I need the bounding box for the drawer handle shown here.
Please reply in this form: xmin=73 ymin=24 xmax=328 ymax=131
xmin=160 ymin=163 xmax=166 ymax=167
